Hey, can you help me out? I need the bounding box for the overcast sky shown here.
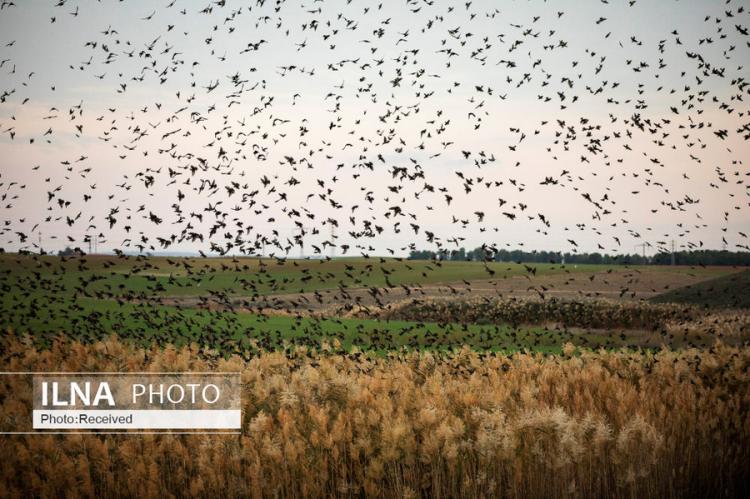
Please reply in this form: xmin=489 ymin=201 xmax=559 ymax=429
xmin=0 ymin=0 xmax=748 ymax=257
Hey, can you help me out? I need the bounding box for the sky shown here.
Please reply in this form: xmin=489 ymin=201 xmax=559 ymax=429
xmin=0 ymin=0 xmax=748 ymax=258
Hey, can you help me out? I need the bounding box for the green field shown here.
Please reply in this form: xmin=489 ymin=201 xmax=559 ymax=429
xmin=6 ymin=296 xmax=597 ymax=354
xmin=0 ymin=253 xmax=620 ymax=297
xmin=650 ymin=269 xmax=750 ymax=309
xmin=2 ymin=253 xmax=733 ymax=296
xmin=1 ymin=253 xmax=743 ymax=354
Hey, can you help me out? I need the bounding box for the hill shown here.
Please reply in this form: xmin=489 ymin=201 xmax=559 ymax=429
xmin=650 ymin=269 xmax=750 ymax=309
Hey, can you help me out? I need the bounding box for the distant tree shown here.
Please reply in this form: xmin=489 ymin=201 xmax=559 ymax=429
xmin=652 ymin=249 xmax=750 ymax=266
xmin=406 ymin=247 xmax=750 ymax=266
xmin=58 ymin=246 xmax=84 ymax=257
xmin=408 ymin=249 xmax=436 ymax=260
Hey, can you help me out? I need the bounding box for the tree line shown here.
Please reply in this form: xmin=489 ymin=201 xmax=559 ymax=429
xmin=408 ymin=247 xmax=750 ymax=266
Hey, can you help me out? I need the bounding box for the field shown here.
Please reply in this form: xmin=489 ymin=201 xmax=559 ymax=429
xmin=1 ymin=336 xmax=749 ymax=498
xmin=1 ymin=253 xmax=742 ymax=352
xmin=650 ymin=269 xmax=750 ymax=309
xmin=1 ymin=254 xmax=749 ymax=498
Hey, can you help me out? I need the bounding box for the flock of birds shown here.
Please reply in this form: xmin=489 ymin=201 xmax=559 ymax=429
xmin=0 ymin=0 xmax=748 ymax=354
xmin=0 ymin=253 xmax=720 ymax=356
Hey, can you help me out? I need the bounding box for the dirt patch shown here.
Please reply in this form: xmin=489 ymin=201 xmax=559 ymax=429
xmin=146 ymin=267 xmax=728 ymax=317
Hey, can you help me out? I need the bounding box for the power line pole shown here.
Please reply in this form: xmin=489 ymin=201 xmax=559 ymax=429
xmin=671 ymin=240 xmax=675 ymax=266
xmin=330 ymin=224 xmax=337 ymax=259
xmin=297 ymin=226 xmax=307 ymax=259
xmin=634 ymin=242 xmax=650 ymax=262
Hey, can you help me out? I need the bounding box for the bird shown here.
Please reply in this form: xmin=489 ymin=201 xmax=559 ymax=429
xmin=0 ymin=0 xmax=745 ymax=359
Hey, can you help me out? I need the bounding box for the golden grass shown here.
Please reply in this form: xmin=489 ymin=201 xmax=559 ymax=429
xmin=370 ymin=297 xmax=701 ymax=330
xmin=0 ymin=334 xmax=748 ymax=498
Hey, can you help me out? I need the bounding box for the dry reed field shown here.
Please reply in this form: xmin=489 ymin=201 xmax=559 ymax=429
xmin=1 ymin=334 xmax=748 ymax=499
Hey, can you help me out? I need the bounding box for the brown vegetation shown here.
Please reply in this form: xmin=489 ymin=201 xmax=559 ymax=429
xmin=1 ymin=334 xmax=749 ymax=498
xmin=371 ymin=298 xmax=698 ymax=330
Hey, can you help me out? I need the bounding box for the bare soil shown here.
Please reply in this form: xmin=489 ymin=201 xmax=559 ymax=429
xmin=150 ymin=268 xmax=726 ymax=316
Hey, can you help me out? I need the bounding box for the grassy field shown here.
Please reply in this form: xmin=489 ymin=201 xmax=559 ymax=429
xmin=650 ymin=269 xmax=750 ymax=309
xmin=0 ymin=254 xmax=586 ymax=298
xmin=0 ymin=253 xmax=735 ymax=298
xmin=5 ymin=294 xmax=676 ymax=355
xmin=2 ymin=295 xmax=562 ymax=353
xmin=1 ymin=253 xmax=743 ymax=354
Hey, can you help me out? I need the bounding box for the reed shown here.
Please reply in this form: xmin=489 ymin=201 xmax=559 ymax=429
xmin=0 ymin=334 xmax=748 ymax=498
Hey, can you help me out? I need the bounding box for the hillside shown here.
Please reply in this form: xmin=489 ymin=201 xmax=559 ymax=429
xmin=650 ymin=269 xmax=750 ymax=309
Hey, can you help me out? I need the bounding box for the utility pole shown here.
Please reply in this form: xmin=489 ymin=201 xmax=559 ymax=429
xmin=297 ymin=226 xmax=307 ymax=259
xmin=634 ymin=242 xmax=650 ymax=262
xmin=38 ymin=232 xmax=42 ymax=254
xmin=330 ymin=224 xmax=337 ymax=259
xmin=670 ymin=240 xmax=675 ymax=266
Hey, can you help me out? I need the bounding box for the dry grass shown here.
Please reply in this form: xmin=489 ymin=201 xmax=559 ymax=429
xmin=664 ymin=310 xmax=750 ymax=339
xmin=368 ymin=297 xmax=702 ymax=330
xmin=0 ymin=334 xmax=749 ymax=498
